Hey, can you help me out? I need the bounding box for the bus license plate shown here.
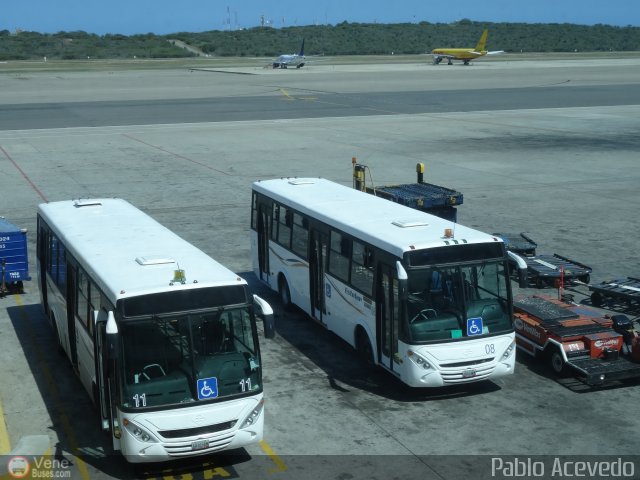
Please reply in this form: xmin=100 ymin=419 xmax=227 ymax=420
xmin=462 ymin=369 xmax=476 ymax=378
xmin=192 ymin=439 xmax=209 ymax=451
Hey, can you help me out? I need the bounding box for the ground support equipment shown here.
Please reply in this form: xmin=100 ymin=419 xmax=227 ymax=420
xmin=513 ymin=295 xmax=640 ymax=385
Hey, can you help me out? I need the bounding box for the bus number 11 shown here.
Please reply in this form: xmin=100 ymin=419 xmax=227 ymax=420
xmin=239 ymin=378 xmax=252 ymax=392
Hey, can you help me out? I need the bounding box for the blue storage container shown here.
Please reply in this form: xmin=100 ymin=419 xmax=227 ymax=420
xmin=0 ymin=217 xmax=31 ymax=292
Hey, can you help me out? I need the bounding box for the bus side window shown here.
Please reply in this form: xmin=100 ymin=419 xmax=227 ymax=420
xmin=276 ymin=205 xmax=292 ymax=249
xmin=270 ymin=204 xmax=279 ymax=241
xmin=56 ymin=240 xmax=67 ymax=294
xmin=291 ymin=212 xmax=308 ymax=259
xmin=329 ymin=231 xmax=350 ymax=283
xmin=351 ymin=240 xmax=373 ymax=295
xmin=251 ymin=192 xmax=257 ymax=230
xmin=77 ymin=269 xmax=90 ymax=330
xmin=88 ymin=281 xmax=101 ymax=335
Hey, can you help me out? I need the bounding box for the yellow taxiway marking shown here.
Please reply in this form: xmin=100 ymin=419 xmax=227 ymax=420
xmin=0 ymin=394 xmax=11 ymax=454
xmin=15 ymin=295 xmax=90 ymax=480
xmin=279 ymin=88 xmax=318 ymax=101
xmin=259 ymin=440 xmax=287 ymax=473
xmin=279 ymin=88 xmax=294 ymax=100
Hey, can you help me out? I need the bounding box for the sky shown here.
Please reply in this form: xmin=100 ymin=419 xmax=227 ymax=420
xmin=2 ymin=0 xmax=639 ymax=35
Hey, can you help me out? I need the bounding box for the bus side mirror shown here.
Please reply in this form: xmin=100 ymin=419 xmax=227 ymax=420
xmin=507 ymin=251 xmax=529 ymax=288
xmin=253 ymin=294 xmax=275 ymax=339
xmin=396 ymin=261 xmax=408 ymax=300
xmin=105 ymin=311 xmax=119 ymax=359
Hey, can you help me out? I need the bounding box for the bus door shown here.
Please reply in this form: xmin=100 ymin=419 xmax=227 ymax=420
xmin=377 ymin=263 xmax=399 ymax=371
xmin=257 ymin=203 xmax=270 ymax=282
xmin=66 ymin=262 xmax=78 ymax=370
xmin=37 ymin=222 xmax=49 ymax=315
xmin=309 ymin=229 xmax=328 ymax=324
xmin=95 ymin=311 xmax=121 ymax=450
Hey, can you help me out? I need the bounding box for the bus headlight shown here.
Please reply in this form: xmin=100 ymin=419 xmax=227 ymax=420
xmin=408 ymin=350 xmax=432 ymax=370
xmin=123 ymin=419 xmax=158 ymax=443
xmin=241 ymin=399 xmax=264 ymax=429
xmin=502 ymin=341 xmax=516 ymax=361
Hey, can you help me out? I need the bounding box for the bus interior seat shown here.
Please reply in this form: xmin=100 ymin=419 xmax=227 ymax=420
xmin=126 ymin=324 xmax=183 ymax=383
xmin=410 ymin=313 xmax=461 ymax=342
xmin=204 ymin=320 xmax=232 ymax=354
xmin=218 ymin=358 xmax=249 ymax=389
xmin=467 ymin=299 xmax=504 ymax=327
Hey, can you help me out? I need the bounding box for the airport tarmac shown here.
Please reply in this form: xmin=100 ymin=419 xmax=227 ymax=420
xmin=0 ymin=57 xmax=639 ymax=479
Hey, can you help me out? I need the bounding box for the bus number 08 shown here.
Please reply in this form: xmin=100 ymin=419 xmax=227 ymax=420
xmin=485 ymin=344 xmax=495 ymax=355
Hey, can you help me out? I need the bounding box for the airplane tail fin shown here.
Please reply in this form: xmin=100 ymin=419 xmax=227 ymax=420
xmin=299 ymin=39 xmax=305 ymax=57
xmin=474 ymin=30 xmax=489 ymax=53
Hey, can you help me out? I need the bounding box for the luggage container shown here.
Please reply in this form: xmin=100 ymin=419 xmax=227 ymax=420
xmin=0 ymin=217 xmax=31 ymax=294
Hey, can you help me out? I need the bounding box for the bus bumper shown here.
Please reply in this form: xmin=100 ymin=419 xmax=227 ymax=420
xmin=406 ymin=356 xmax=515 ymax=388
xmin=122 ymin=419 xmax=263 ymax=464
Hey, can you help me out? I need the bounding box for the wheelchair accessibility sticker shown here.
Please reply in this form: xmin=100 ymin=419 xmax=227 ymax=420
xmin=197 ymin=377 xmax=219 ymax=400
xmin=467 ymin=317 xmax=483 ymax=336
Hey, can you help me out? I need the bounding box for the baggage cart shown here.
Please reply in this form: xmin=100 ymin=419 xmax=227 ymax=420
xmin=0 ymin=217 xmax=31 ymax=294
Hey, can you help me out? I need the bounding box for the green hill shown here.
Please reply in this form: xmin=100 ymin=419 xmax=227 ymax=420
xmin=1 ymin=20 xmax=639 ymax=61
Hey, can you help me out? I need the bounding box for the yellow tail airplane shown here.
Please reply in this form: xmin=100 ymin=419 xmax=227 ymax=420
xmin=431 ymin=29 xmax=503 ymax=65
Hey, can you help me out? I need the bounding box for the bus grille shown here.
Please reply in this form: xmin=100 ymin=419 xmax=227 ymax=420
xmin=440 ymin=357 xmax=493 ymax=368
xmin=164 ymin=432 xmax=235 ymax=457
xmin=158 ymin=420 xmax=237 ymax=439
xmin=440 ymin=362 xmax=495 ymax=384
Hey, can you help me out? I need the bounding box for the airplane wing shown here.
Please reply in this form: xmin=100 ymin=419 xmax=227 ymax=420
xmin=432 ymin=53 xmax=457 ymax=60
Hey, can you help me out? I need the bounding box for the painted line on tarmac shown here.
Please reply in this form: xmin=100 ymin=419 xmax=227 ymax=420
xmin=15 ymin=295 xmax=90 ymax=480
xmin=0 ymin=396 xmax=11 ymax=455
xmin=279 ymin=88 xmax=294 ymax=100
xmin=0 ymin=145 xmax=48 ymax=202
xmin=122 ymin=133 xmax=232 ymax=176
xmin=259 ymin=440 xmax=287 ymax=473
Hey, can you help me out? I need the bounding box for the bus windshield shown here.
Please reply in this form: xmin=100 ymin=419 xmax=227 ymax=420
xmin=405 ymin=261 xmax=513 ymax=343
xmin=119 ymin=307 xmax=261 ymax=409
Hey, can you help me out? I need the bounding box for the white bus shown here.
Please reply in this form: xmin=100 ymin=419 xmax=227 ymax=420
xmin=37 ymin=198 xmax=274 ymax=463
xmin=250 ymin=178 xmax=515 ymax=387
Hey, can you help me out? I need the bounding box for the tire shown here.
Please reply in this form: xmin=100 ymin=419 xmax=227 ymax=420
xmin=591 ymin=292 xmax=603 ymax=307
xmin=51 ymin=315 xmax=65 ymax=356
xmin=356 ymin=328 xmax=374 ymax=367
xmin=278 ymin=276 xmax=293 ymax=311
xmin=550 ymin=349 xmax=568 ymax=377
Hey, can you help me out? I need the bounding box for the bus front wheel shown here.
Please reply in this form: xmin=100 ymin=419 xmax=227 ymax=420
xmin=356 ymin=328 xmax=374 ymax=367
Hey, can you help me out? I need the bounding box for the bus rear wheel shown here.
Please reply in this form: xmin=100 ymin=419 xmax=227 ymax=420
xmin=278 ymin=276 xmax=293 ymax=311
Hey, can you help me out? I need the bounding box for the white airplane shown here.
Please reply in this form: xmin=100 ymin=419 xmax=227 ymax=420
xmin=271 ymin=39 xmax=306 ymax=69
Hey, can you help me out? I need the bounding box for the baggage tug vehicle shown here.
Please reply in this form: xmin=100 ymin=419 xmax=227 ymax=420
xmin=513 ymin=295 xmax=640 ymax=385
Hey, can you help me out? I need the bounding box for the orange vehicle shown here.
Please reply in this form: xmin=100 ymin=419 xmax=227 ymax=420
xmin=513 ymin=295 xmax=640 ymax=385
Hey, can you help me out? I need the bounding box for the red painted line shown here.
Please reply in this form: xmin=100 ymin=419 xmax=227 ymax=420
xmin=0 ymin=145 xmax=48 ymax=202
xmin=123 ymin=134 xmax=232 ymax=176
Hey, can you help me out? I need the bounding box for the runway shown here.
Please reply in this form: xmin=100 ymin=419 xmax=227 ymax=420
xmin=1 ymin=83 xmax=639 ymax=130
xmin=1 ymin=58 xmax=640 ymax=130
xmin=0 ymin=57 xmax=639 ymax=479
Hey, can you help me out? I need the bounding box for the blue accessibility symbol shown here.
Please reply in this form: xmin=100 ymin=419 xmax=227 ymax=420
xmin=467 ymin=317 xmax=483 ymax=336
xmin=196 ymin=377 xmax=219 ymax=400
